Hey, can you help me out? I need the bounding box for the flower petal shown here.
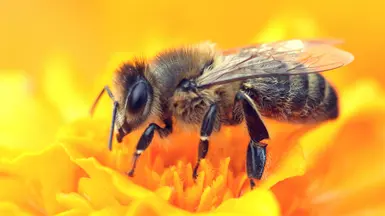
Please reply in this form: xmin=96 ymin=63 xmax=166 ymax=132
xmin=0 ymin=202 xmax=33 ymax=216
xmin=57 ymin=119 xmax=117 ymax=168
xmin=0 ymin=144 xmax=81 ymax=215
xmin=56 ymin=192 xmax=93 ymax=213
xmin=55 ymin=209 xmax=90 ymax=216
xmin=89 ymin=205 xmax=128 ymax=216
xmin=125 ymin=199 xmax=190 ymax=216
xmin=215 ymin=188 xmax=280 ymax=216
xmin=260 ymin=143 xmax=306 ymax=190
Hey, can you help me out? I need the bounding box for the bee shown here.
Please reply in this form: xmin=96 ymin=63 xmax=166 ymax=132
xmin=90 ymin=39 xmax=354 ymax=189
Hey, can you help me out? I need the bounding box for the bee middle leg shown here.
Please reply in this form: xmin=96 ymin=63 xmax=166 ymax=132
xmin=127 ymin=118 xmax=173 ymax=177
xmin=192 ymin=103 xmax=219 ymax=179
xmin=235 ymin=91 xmax=269 ymax=189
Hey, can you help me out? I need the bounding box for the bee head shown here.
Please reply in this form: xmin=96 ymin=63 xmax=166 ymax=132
xmin=113 ymin=59 xmax=154 ymax=133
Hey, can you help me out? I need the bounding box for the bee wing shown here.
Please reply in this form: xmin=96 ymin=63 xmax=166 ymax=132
xmin=221 ymin=38 xmax=344 ymax=55
xmin=196 ymin=39 xmax=354 ymax=88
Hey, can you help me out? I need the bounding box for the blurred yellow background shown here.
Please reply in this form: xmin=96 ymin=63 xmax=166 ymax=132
xmin=1 ymin=0 xmax=384 ymax=152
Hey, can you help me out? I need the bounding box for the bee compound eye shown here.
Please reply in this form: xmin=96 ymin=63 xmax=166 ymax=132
xmin=128 ymin=82 xmax=148 ymax=113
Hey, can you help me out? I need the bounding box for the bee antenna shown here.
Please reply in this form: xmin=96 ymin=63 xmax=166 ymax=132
xmin=109 ymin=101 xmax=119 ymax=151
xmin=90 ymin=85 xmax=119 ymax=151
xmin=90 ymin=85 xmax=116 ymax=116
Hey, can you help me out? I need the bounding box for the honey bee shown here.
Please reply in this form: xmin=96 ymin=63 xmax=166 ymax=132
xmin=90 ymin=39 xmax=354 ymax=189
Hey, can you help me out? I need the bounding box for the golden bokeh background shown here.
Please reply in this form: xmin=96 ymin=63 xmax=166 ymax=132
xmin=1 ymin=0 xmax=385 ymax=153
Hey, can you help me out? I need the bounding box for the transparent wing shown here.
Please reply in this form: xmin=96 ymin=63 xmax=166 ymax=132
xmin=196 ymin=39 xmax=354 ymax=88
xmin=221 ymin=38 xmax=344 ymax=55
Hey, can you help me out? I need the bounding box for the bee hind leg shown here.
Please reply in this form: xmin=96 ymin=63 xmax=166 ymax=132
xmin=235 ymin=91 xmax=269 ymax=190
xmin=192 ymin=103 xmax=218 ymax=179
xmin=127 ymin=118 xmax=173 ymax=177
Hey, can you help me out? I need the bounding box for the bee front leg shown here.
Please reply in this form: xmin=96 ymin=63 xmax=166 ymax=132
xmin=193 ymin=103 xmax=218 ymax=179
xmin=127 ymin=118 xmax=173 ymax=177
xmin=235 ymin=91 xmax=269 ymax=190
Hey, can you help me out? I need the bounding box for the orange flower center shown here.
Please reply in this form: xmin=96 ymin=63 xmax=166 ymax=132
xmin=59 ymin=117 xmax=307 ymax=213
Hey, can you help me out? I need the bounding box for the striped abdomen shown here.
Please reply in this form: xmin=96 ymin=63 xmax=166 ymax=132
xmin=242 ymin=73 xmax=339 ymax=124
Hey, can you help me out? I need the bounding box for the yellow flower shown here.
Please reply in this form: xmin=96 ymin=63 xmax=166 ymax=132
xmin=2 ymin=0 xmax=385 ymax=215
xmin=1 ymin=79 xmax=385 ymax=216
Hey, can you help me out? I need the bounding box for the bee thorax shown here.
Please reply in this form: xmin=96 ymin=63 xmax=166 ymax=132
xmin=171 ymin=88 xmax=219 ymax=129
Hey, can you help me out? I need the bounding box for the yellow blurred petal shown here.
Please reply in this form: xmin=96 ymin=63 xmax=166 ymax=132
xmin=125 ymin=200 xmax=161 ymax=216
xmin=0 ymin=202 xmax=33 ymax=216
xmin=55 ymin=209 xmax=90 ymax=216
xmin=112 ymin=171 xmax=167 ymax=200
xmin=212 ymin=198 xmax=238 ymax=214
xmin=0 ymin=144 xmax=81 ymax=215
xmin=56 ymin=192 xmax=93 ymax=212
xmin=261 ymin=144 xmax=306 ymax=189
xmin=73 ymin=157 xmax=175 ymax=209
xmin=58 ymin=118 xmax=117 ymax=169
xmin=155 ymin=186 xmax=173 ymax=201
xmin=78 ymin=177 xmax=121 ymax=209
xmin=89 ymin=205 xmax=127 ymax=216
xmin=0 ymin=175 xmax=44 ymax=215
xmin=125 ymin=199 xmax=190 ymax=216
xmin=0 ymin=146 xmax=25 ymax=160
xmin=74 ymin=158 xmax=128 ymax=209
xmin=215 ymin=188 xmax=280 ymax=216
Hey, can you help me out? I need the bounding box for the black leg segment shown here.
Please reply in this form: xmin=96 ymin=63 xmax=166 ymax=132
xmin=235 ymin=91 xmax=269 ymax=189
xmin=127 ymin=118 xmax=173 ymax=177
xmin=193 ymin=103 xmax=218 ymax=179
xmin=246 ymin=141 xmax=267 ymax=188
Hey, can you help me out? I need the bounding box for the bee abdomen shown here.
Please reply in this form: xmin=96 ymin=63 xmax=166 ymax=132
xmin=243 ymin=73 xmax=339 ymax=124
xmin=293 ymin=73 xmax=339 ymax=123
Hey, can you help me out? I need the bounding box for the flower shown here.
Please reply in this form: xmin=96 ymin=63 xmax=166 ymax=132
xmin=1 ymin=79 xmax=385 ymax=216
xmin=2 ymin=1 xmax=385 ymax=215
